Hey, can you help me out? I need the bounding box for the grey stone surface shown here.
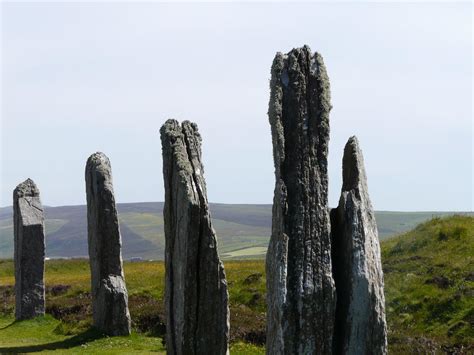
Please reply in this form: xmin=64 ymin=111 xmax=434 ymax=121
xmin=330 ymin=136 xmax=388 ymax=355
xmin=266 ymin=46 xmax=336 ymax=354
xmin=13 ymin=178 xmax=45 ymax=320
xmin=161 ymin=119 xmax=229 ymax=355
xmin=85 ymin=152 xmax=131 ymax=336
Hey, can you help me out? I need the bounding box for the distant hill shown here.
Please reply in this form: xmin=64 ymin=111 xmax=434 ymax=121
xmin=0 ymin=202 xmax=470 ymax=259
xmin=382 ymin=215 xmax=474 ymax=352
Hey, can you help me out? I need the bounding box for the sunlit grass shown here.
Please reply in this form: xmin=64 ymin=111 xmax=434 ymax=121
xmin=382 ymin=215 xmax=474 ymax=349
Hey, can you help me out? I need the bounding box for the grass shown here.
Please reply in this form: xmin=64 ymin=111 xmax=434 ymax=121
xmin=0 ymin=315 xmax=166 ymax=354
xmin=0 ymin=259 xmax=266 ymax=353
xmin=374 ymin=211 xmax=460 ymax=237
xmin=0 ymin=315 xmax=261 ymax=354
xmin=1 ymin=215 xmax=472 ymax=353
xmin=381 ymin=215 xmax=474 ymax=353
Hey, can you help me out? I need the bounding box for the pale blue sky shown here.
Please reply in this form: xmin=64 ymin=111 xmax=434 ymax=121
xmin=1 ymin=2 xmax=472 ymax=211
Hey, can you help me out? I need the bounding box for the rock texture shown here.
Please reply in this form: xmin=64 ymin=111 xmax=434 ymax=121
xmin=330 ymin=136 xmax=388 ymax=355
xmin=13 ymin=178 xmax=45 ymax=320
xmin=85 ymin=152 xmax=131 ymax=336
xmin=266 ymin=46 xmax=336 ymax=354
xmin=160 ymin=119 xmax=229 ymax=355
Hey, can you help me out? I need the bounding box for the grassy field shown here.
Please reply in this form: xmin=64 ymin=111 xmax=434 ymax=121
xmin=0 ymin=215 xmax=472 ymax=353
xmin=0 ymin=259 xmax=266 ymax=354
xmin=381 ymin=215 xmax=473 ymax=353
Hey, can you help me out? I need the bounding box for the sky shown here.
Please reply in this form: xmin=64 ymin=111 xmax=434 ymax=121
xmin=1 ymin=2 xmax=472 ymax=211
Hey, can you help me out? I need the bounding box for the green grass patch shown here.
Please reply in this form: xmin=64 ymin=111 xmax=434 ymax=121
xmin=0 ymin=315 xmax=166 ymax=354
xmin=382 ymin=215 xmax=474 ymax=352
xmin=0 ymin=259 xmax=266 ymax=352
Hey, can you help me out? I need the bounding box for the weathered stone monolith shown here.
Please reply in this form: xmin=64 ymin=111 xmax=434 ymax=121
xmin=266 ymin=46 xmax=336 ymax=354
xmin=13 ymin=178 xmax=45 ymax=320
xmin=85 ymin=152 xmax=131 ymax=336
xmin=330 ymin=136 xmax=388 ymax=355
xmin=160 ymin=119 xmax=229 ymax=355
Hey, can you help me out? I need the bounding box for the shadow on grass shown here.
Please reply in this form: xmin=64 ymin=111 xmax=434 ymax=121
xmin=0 ymin=327 xmax=105 ymax=353
xmin=0 ymin=321 xmax=16 ymax=330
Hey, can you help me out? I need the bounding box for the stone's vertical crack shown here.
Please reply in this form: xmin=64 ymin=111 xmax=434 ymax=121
xmin=161 ymin=119 xmax=229 ymax=355
xmin=331 ymin=137 xmax=388 ymax=355
xmin=85 ymin=152 xmax=131 ymax=336
xmin=266 ymin=46 xmax=335 ymax=354
xmin=167 ymin=144 xmax=177 ymax=354
xmin=182 ymin=123 xmax=205 ymax=353
xmin=13 ymin=178 xmax=45 ymax=320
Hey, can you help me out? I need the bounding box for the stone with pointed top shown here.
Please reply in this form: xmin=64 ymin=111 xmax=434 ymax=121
xmin=13 ymin=178 xmax=45 ymax=320
xmin=330 ymin=136 xmax=388 ymax=355
xmin=160 ymin=119 xmax=229 ymax=355
xmin=85 ymin=152 xmax=131 ymax=336
xmin=266 ymin=45 xmax=336 ymax=354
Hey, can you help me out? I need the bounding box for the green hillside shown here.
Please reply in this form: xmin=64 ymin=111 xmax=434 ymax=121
xmin=382 ymin=215 xmax=473 ymax=353
xmin=1 ymin=202 xmax=469 ymax=260
xmin=0 ymin=215 xmax=472 ymax=353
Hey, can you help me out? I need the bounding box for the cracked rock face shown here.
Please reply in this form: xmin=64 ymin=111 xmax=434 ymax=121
xmin=331 ymin=136 xmax=388 ymax=355
xmin=161 ymin=119 xmax=229 ymax=355
xmin=266 ymin=46 xmax=336 ymax=354
xmin=85 ymin=152 xmax=131 ymax=336
xmin=13 ymin=178 xmax=45 ymax=320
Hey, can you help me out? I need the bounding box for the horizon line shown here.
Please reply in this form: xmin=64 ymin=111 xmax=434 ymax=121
xmin=0 ymin=201 xmax=472 ymax=214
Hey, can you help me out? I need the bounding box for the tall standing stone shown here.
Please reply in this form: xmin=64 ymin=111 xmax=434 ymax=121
xmin=85 ymin=152 xmax=131 ymax=336
xmin=330 ymin=136 xmax=388 ymax=355
xmin=266 ymin=46 xmax=336 ymax=354
xmin=160 ymin=119 xmax=229 ymax=355
xmin=13 ymin=178 xmax=45 ymax=320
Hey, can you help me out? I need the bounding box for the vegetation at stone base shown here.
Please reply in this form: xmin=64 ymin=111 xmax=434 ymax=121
xmin=0 ymin=316 xmax=265 ymax=354
xmin=0 ymin=215 xmax=472 ymax=353
xmin=0 ymin=315 xmax=165 ymax=354
xmin=0 ymin=259 xmax=266 ymax=354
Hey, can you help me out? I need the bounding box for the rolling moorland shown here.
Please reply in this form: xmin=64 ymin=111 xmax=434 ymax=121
xmin=0 ymin=215 xmax=473 ymax=354
xmin=0 ymin=202 xmax=470 ymax=260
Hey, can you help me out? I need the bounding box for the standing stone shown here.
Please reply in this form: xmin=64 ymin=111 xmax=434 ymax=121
xmin=13 ymin=178 xmax=45 ymax=320
xmin=266 ymin=46 xmax=336 ymax=354
xmin=85 ymin=152 xmax=131 ymax=336
xmin=330 ymin=137 xmax=388 ymax=355
xmin=160 ymin=119 xmax=229 ymax=355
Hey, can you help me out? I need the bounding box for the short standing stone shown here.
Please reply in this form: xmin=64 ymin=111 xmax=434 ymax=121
xmin=331 ymin=136 xmax=388 ymax=354
xmin=13 ymin=178 xmax=45 ymax=320
xmin=85 ymin=152 xmax=131 ymax=336
xmin=266 ymin=46 xmax=336 ymax=354
xmin=161 ymin=119 xmax=229 ymax=355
